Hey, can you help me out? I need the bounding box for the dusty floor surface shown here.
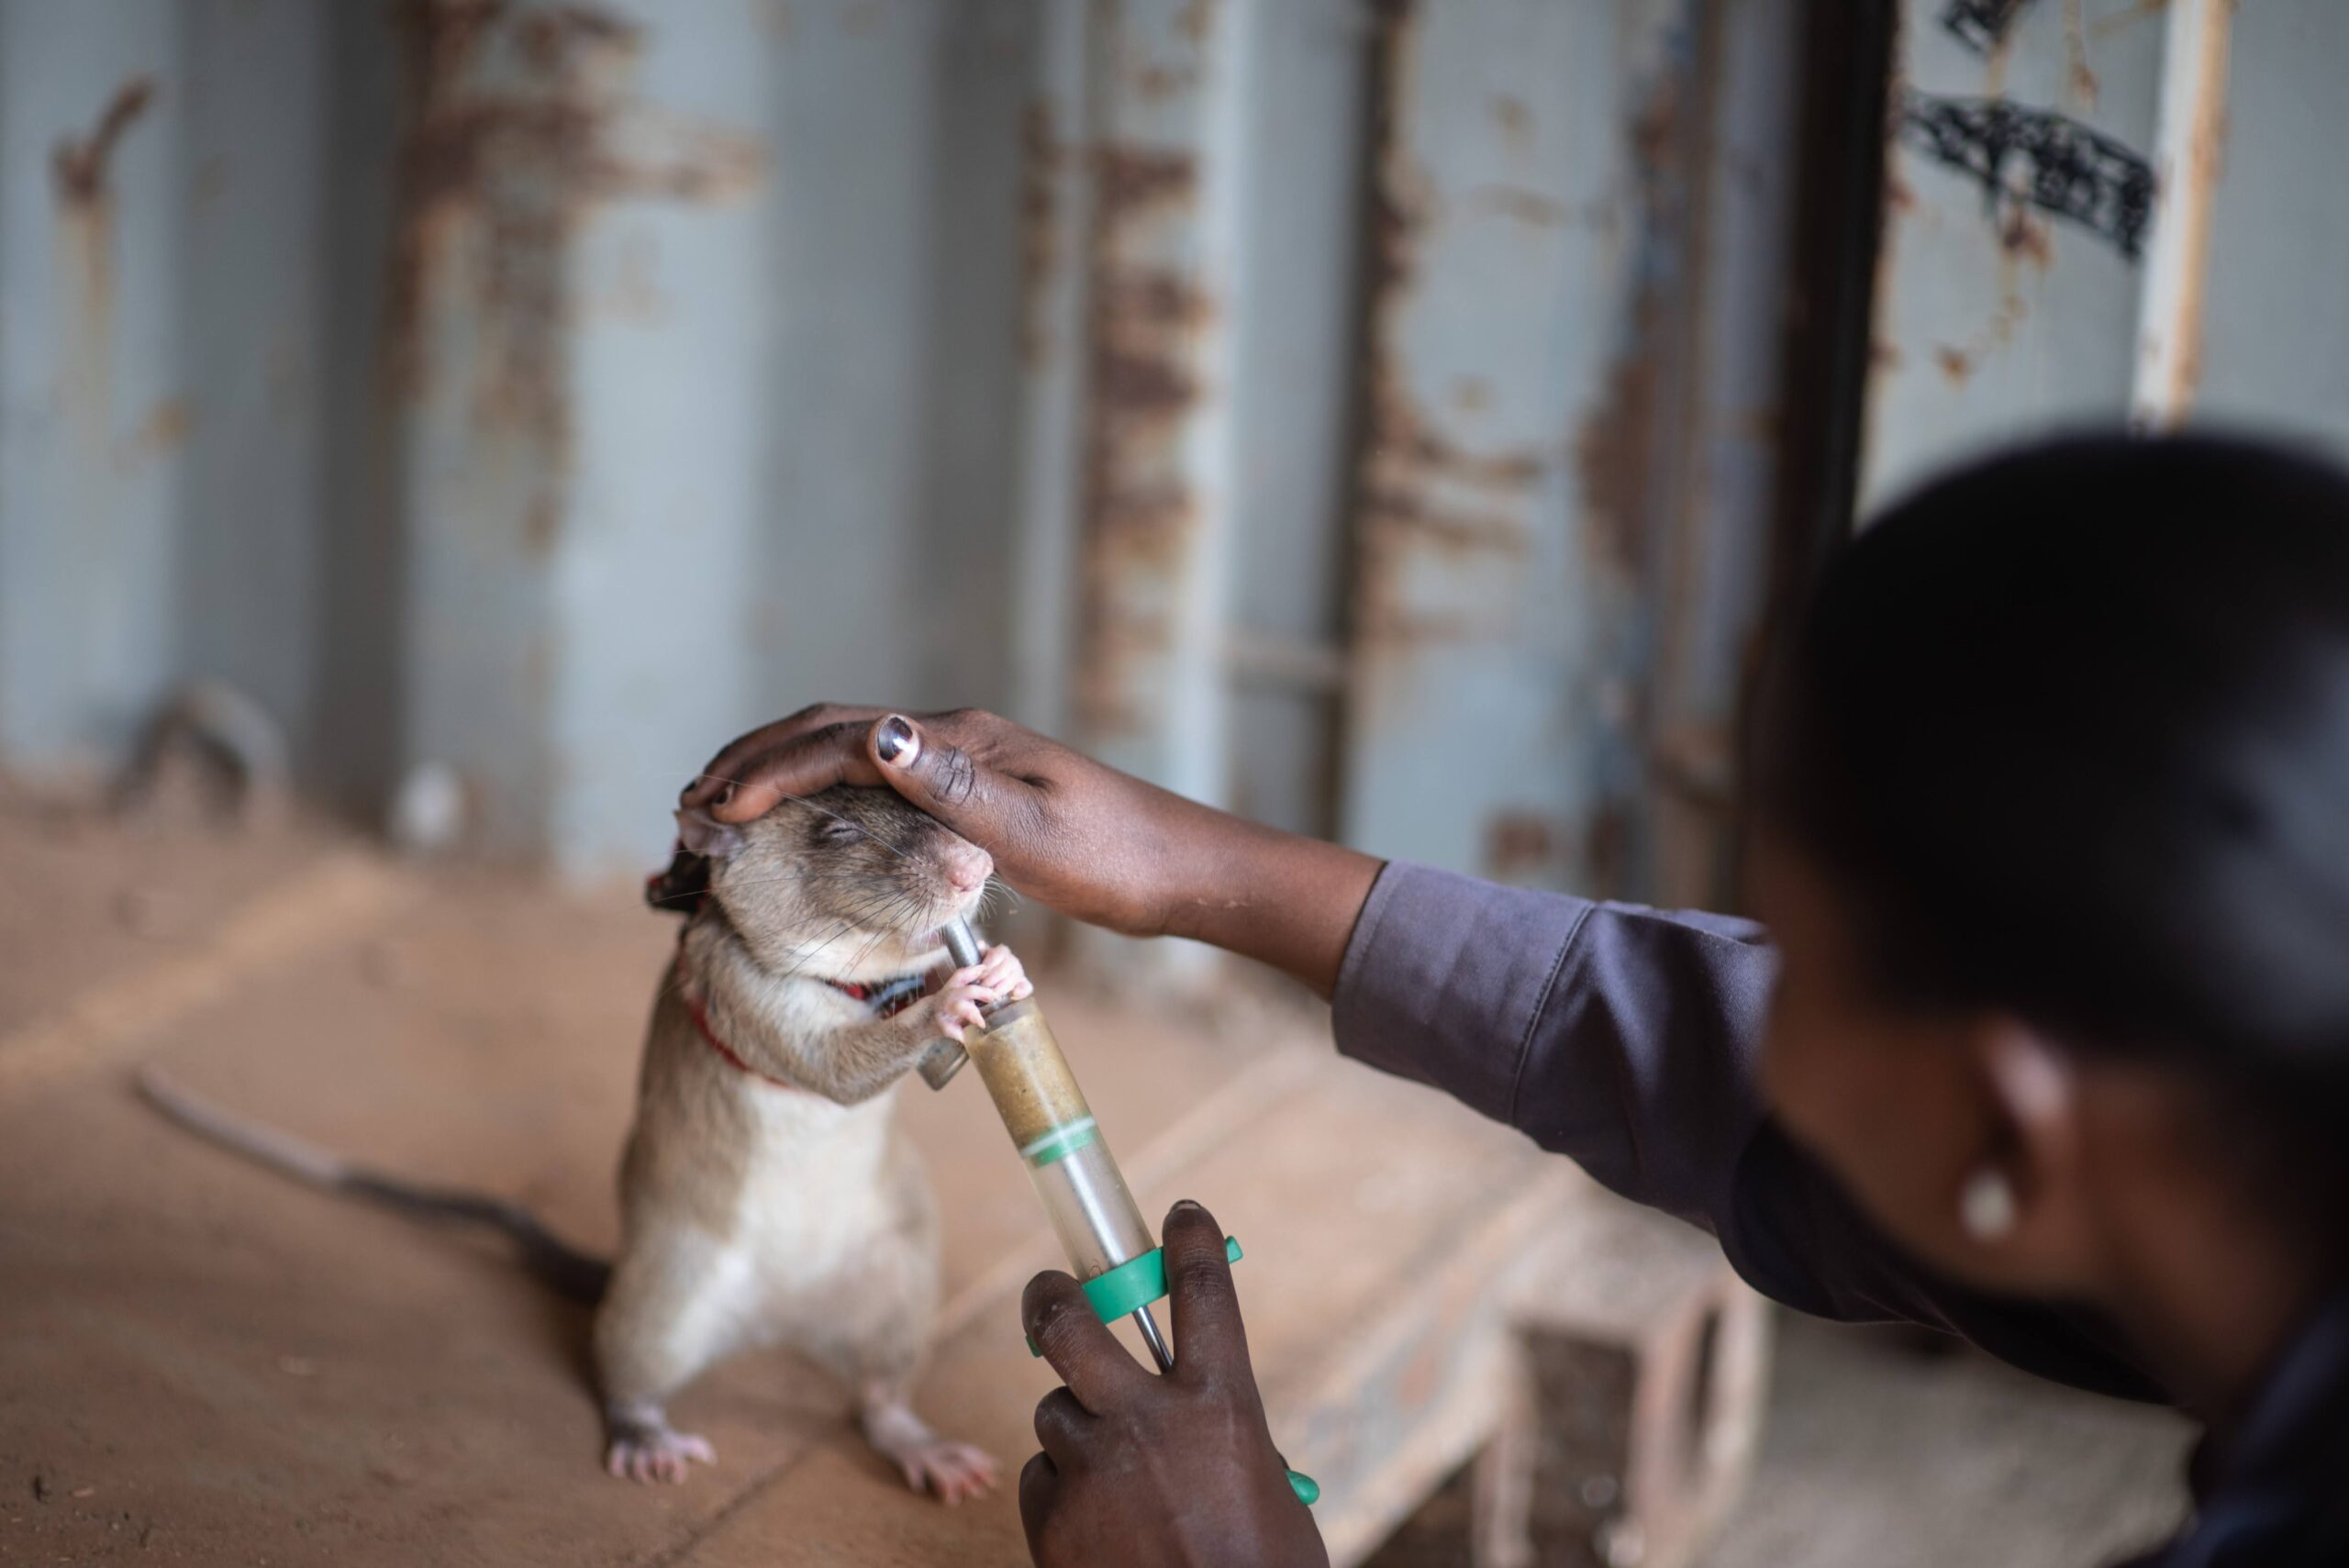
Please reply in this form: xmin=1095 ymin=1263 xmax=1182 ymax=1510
xmin=1696 ymin=1316 xmax=2192 ymax=1568
xmin=0 ymin=803 xmax=2194 ymax=1567
xmin=0 ymin=805 xmax=1556 ymax=1565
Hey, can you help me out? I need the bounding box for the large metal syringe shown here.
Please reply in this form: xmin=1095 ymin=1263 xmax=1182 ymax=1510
xmin=918 ymin=917 xmax=1176 ymax=1368
xmin=915 ymin=917 xmax=1317 ymax=1507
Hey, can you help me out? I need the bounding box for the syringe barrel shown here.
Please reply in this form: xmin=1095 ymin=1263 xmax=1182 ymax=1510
xmin=963 ymin=996 xmax=1154 ymax=1278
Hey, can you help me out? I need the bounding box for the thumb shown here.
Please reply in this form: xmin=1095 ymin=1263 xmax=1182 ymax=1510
xmin=866 ymin=714 xmax=1008 ymax=838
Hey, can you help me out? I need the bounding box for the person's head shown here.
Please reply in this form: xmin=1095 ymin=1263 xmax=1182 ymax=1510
xmin=1753 ymin=432 xmax=2349 ymax=1313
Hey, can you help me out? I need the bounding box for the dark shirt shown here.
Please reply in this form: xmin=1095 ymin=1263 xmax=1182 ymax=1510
xmin=1330 ymin=862 xmax=2349 ymax=1568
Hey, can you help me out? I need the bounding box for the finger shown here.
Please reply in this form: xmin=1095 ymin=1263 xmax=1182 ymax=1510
xmin=708 ymin=722 xmax=893 ymax=823
xmin=1030 ymin=1386 xmax=1093 ymax=1466
xmin=1023 ymin=1270 xmax=1150 ymax=1411
xmin=1162 ymin=1199 xmax=1256 ymax=1389
xmin=866 ymin=713 xmax=1034 ymax=847
xmin=1018 ymin=1451 xmax=1059 ymax=1550
xmin=682 ymin=705 xmax=885 ymax=809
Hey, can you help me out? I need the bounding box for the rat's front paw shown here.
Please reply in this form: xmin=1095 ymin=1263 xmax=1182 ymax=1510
xmin=606 ymin=1424 xmax=715 ymax=1485
xmin=975 ymin=942 xmax=1032 ymax=1002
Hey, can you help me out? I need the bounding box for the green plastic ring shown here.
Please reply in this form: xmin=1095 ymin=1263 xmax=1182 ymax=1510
xmin=1020 ymin=1236 xmax=1318 ymax=1507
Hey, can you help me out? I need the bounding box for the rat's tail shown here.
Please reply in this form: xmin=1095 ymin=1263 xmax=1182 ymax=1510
xmin=137 ymin=1066 xmax=612 ymax=1305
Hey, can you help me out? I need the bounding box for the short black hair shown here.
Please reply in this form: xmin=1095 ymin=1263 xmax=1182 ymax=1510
xmin=1762 ymin=431 xmax=2349 ymax=1229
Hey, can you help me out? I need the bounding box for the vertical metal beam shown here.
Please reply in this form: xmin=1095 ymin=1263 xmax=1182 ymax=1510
xmin=380 ymin=0 xmax=766 ymax=868
xmin=2179 ymin=0 xmax=2349 ymax=460
xmin=2131 ymin=0 xmax=2232 ymax=430
xmin=1645 ymin=0 xmax=1801 ymax=910
xmin=1219 ymin=0 xmax=1370 ymax=841
xmin=1339 ymin=0 xmax=1698 ymax=892
xmin=1068 ymin=0 xmax=1247 ymax=815
xmin=1008 ymin=0 xmax=1098 ymax=742
xmin=0 ymin=1 xmax=184 ymax=773
xmin=551 ymin=0 xmax=777 ymax=875
xmin=178 ymin=0 xmax=333 ymax=766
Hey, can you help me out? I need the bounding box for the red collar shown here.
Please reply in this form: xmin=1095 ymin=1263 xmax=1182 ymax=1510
xmin=682 ymin=984 xmax=809 ymax=1095
xmin=826 ymin=973 xmax=930 ymax=1018
xmin=675 ymin=954 xmax=929 ymax=1093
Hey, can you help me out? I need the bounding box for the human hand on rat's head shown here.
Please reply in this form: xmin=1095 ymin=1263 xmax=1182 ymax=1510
xmin=683 ymin=705 xmax=1381 ymax=995
xmin=1018 ymin=1200 xmax=1327 ymax=1568
xmin=682 ymin=705 xmax=1182 ymax=937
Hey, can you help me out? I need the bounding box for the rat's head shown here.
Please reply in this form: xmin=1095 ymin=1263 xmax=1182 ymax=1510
xmin=672 ymin=787 xmax=993 ymax=977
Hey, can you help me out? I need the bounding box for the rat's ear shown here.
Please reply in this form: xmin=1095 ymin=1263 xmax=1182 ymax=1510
xmin=675 ymin=806 xmax=746 ymax=860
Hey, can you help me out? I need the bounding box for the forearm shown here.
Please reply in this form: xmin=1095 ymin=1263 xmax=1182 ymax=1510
xmin=1136 ymin=786 xmax=1382 ymax=999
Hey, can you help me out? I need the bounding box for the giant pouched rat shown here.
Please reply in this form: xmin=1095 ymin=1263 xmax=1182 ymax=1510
xmin=140 ymin=786 xmax=1026 ymax=1501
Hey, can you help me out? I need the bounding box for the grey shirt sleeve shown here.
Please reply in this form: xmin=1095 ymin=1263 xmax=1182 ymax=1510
xmin=1330 ymin=861 xmax=2164 ymax=1402
xmin=1330 ymin=860 xmax=1774 ymax=1234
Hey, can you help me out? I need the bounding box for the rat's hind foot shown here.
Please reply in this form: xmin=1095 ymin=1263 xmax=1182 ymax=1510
xmin=860 ymin=1396 xmax=998 ymax=1505
xmin=604 ymin=1400 xmax=716 ymax=1485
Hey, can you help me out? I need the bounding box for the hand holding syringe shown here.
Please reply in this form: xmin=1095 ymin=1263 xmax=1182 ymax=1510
xmin=917 ymin=917 xmax=1317 ymax=1507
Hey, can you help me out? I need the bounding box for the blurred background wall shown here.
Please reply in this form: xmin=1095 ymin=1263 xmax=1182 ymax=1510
xmin=0 ymin=0 xmax=2342 ymax=900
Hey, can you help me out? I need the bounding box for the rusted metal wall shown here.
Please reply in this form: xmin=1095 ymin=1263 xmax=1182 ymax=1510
xmin=0 ymin=0 xmax=1808 ymax=897
xmin=0 ymin=0 xmax=1785 ymax=905
xmin=0 ymin=2 xmax=188 ymax=772
xmin=1863 ymin=0 xmax=2349 ymax=510
xmin=1336 ymin=0 xmax=1801 ymax=903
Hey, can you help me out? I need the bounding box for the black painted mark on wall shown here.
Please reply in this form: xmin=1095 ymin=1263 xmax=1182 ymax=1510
xmin=1899 ymin=94 xmax=2155 ymax=260
xmin=1942 ymin=0 xmax=2041 ymax=51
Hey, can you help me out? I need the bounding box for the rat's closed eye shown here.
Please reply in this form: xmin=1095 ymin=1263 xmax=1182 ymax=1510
xmin=820 ymin=818 xmax=865 ymax=844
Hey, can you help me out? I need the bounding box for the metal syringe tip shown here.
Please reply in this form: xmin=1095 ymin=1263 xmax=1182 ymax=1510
xmin=941 ymin=917 xmax=984 ymax=971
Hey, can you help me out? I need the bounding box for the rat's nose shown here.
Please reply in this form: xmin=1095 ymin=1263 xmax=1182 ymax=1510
xmin=942 ymin=845 xmax=993 ymax=895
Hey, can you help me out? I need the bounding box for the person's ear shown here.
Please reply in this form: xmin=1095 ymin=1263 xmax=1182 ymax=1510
xmin=1956 ymin=1020 xmax=2097 ymax=1290
xmin=674 ymin=806 xmax=745 ymax=860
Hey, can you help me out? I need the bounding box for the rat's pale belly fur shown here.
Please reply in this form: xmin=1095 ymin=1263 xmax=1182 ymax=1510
xmin=597 ymin=999 xmax=941 ymax=1403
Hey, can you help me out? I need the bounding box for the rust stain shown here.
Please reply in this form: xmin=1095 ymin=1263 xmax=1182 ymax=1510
xmin=1133 ymin=64 xmax=1196 ymax=102
xmin=1372 ymin=385 xmax=1545 ymax=492
xmin=1871 ymin=339 xmax=1906 ymax=371
xmin=1999 ymin=207 xmax=2053 ymax=267
xmin=1934 ymin=345 xmax=1975 ymax=384
xmin=1886 ymin=172 xmax=1917 ymax=212
xmin=1073 ymin=130 xmax=1207 ymax=733
xmin=1018 ymin=103 xmax=1060 ymax=369
xmin=1174 ymin=0 xmax=1215 ymax=46
xmin=1584 ymin=801 xmax=1634 ymax=897
xmin=1489 ymin=94 xmax=1533 ymax=157
xmin=1464 ymin=184 xmax=1568 ymax=228
xmin=1485 ymin=812 xmax=1562 ymax=883
xmin=1984 ymin=19 xmax=2013 ymax=98
xmin=53 ymin=78 xmax=157 ymax=206
xmin=1575 ymin=349 xmax=1661 ymax=576
xmin=1572 ymin=46 xmax=1710 ymax=589
xmin=1095 ymin=145 xmax=1196 ymax=215
xmin=2091 ymin=0 xmax=2169 ymax=39
xmin=131 ymin=396 xmax=192 ymax=457
xmin=1360 ymin=496 xmax=1528 ymax=560
xmin=1349 ymin=0 xmax=1553 ymax=656
xmin=2064 ymin=0 xmax=2100 ymax=110
xmin=384 ymin=0 xmax=764 ymax=558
